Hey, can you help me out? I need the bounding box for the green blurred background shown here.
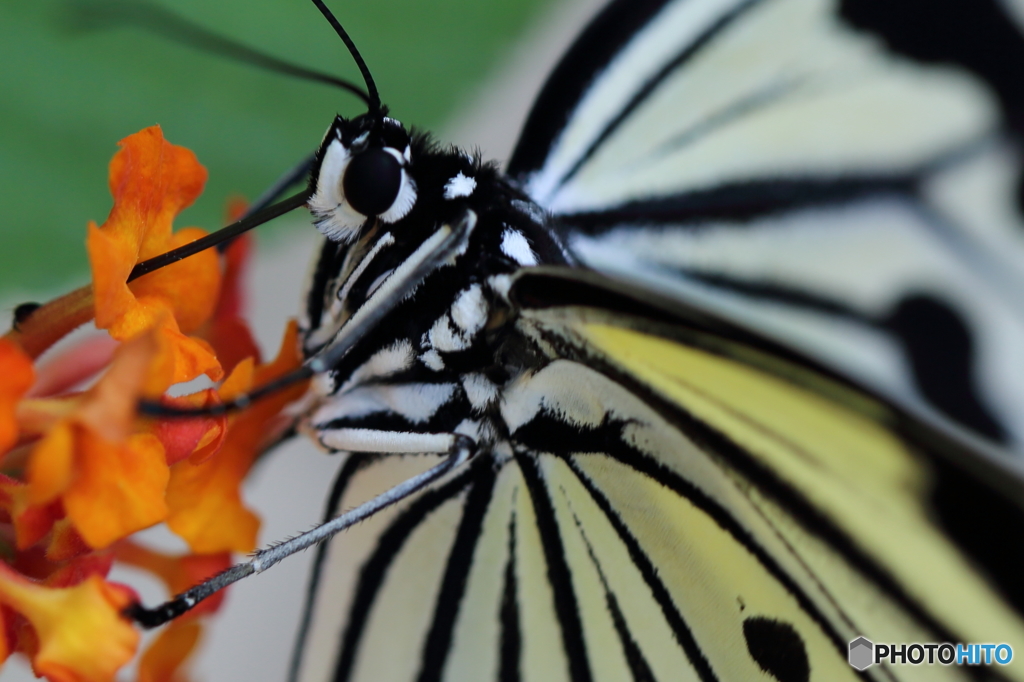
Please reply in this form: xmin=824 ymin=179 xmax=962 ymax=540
xmin=0 ymin=0 xmax=551 ymax=296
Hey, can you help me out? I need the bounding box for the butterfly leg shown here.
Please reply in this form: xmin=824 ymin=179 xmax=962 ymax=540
xmin=126 ymin=433 xmax=477 ymax=628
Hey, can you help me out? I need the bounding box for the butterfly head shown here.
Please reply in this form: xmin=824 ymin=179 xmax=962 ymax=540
xmin=308 ymin=113 xmax=418 ymax=242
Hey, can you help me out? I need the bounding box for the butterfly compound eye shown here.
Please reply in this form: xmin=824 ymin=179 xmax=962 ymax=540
xmin=343 ymin=148 xmax=403 ymax=216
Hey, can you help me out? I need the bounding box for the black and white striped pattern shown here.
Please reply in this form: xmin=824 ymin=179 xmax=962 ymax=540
xmin=286 ymin=0 xmax=1024 ymax=679
xmin=290 ymin=270 xmax=1024 ymax=682
xmin=509 ymin=0 xmax=1024 ymax=449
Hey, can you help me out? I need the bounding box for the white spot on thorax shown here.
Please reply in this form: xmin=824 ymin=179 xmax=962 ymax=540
xmin=444 ymin=172 xmax=477 ymax=200
xmin=336 ymin=339 xmax=414 ymax=394
xmin=427 ymin=316 xmax=467 ymax=353
xmin=501 ymin=229 xmax=538 ymax=265
xmin=420 ymin=350 xmax=445 ymax=371
xmin=451 ymin=285 xmax=487 ymax=334
xmin=487 ymin=274 xmax=513 ymax=299
xmin=462 ymin=373 xmax=499 ymax=410
xmin=311 ymin=382 xmax=457 ymax=426
xmin=423 ymin=285 xmax=489 ymax=354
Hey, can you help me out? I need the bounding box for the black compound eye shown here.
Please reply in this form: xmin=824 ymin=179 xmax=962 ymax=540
xmin=342 ymin=148 xmax=403 ymax=216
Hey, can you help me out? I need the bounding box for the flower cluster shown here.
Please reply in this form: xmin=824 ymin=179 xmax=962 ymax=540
xmin=0 ymin=127 xmax=306 ymax=681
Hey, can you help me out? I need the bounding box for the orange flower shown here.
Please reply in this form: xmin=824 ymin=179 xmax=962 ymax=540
xmin=0 ymin=340 xmax=34 ymax=453
xmin=23 ymin=333 xmax=169 ymax=549
xmin=166 ymin=322 xmax=306 ymax=553
xmin=0 ymin=563 xmax=138 ymax=682
xmin=0 ymin=125 xmax=308 ymax=682
xmin=0 ymin=477 xmax=62 ymax=551
xmin=86 ymin=126 xmax=223 ymax=393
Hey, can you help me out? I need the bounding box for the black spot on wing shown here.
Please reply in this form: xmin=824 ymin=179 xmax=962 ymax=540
xmin=332 ymin=464 xmax=475 ymax=682
xmin=883 ymin=295 xmax=1006 ymax=443
xmin=416 ymin=463 xmax=498 ymax=682
xmin=518 ymin=454 xmax=594 ymax=682
xmin=507 ymin=0 xmax=672 ymax=178
xmin=839 ymin=0 xmax=1024 ymax=131
xmin=742 ymin=617 xmax=809 ymax=682
xmin=838 ymin=0 xmax=1024 ymax=216
xmin=500 ymin=511 xmax=521 ymax=682
xmin=660 ymin=272 xmax=1009 ymax=444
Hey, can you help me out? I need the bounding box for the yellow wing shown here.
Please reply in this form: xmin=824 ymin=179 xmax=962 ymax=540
xmin=292 ymin=267 xmax=1024 ymax=682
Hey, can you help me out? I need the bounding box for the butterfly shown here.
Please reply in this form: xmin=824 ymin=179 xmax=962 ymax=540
xmin=120 ymin=0 xmax=1024 ymax=680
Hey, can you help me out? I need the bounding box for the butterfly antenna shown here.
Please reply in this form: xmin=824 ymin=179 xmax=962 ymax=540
xmin=128 ymin=192 xmax=308 ymax=281
xmin=308 ymin=0 xmax=382 ymax=115
xmin=64 ymin=0 xmax=371 ymax=106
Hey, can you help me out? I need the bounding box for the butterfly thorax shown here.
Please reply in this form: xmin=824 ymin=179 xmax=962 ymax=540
xmin=298 ymin=113 xmax=570 ymax=454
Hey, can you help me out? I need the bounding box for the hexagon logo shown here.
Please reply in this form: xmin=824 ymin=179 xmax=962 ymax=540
xmin=849 ymin=637 xmax=874 ymax=670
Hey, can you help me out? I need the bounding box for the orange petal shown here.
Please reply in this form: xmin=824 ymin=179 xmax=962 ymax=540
xmin=137 ymin=621 xmax=201 ymax=682
xmin=106 ymin=127 xmax=206 ymax=249
xmin=164 ymin=323 xmax=305 ymax=554
xmin=26 ymin=424 xmax=76 ymax=507
xmin=0 ymin=476 xmax=63 ymax=551
xmin=62 ymin=431 xmax=169 ymax=549
xmin=0 ymin=340 xmax=35 ymax=454
xmin=0 ymin=605 xmax=13 ymax=667
xmin=0 ymin=565 xmax=138 ymax=682
xmin=165 ymin=435 xmax=261 ymax=554
xmin=87 ymin=221 xmax=140 ymax=333
xmin=76 ymin=331 xmax=160 ymax=443
xmin=86 ymin=126 xmax=223 ymax=390
xmin=89 ymin=126 xmax=207 ymax=334
xmin=202 ymin=316 xmax=260 ymax=379
xmin=217 ymin=357 xmax=254 ymax=404
xmin=42 ymin=554 xmax=115 ymax=589
xmin=151 ymin=390 xmax=226 ymax=467
xmin=141 ymin=311 xmax=223 ymax=397
xmin=46 ymin=520 xmax=91 ymax=564
xmin=130 ymin=227 xmax=221 ymax=335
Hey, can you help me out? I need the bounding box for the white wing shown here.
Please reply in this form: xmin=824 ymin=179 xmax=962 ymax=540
xmin=508 ymin=0 xmax=1024 ymax=449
